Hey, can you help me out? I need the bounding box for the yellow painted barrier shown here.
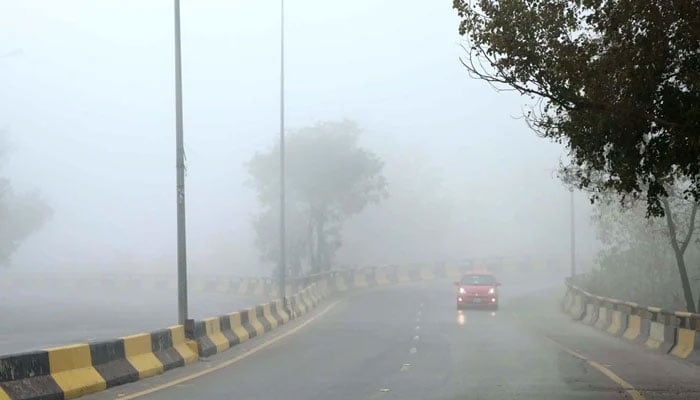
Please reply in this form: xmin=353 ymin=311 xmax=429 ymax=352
xmin=122 ymin=334 xmax=164 ymax=379
xmin=623 ymin=315 xmax=641 ymax=341
xmin=247 ymin=308 xmax=265 ymax=336
xmin=169 ymin=325 xmax=197 ymax=364
xmin=274 ymin=299 xmax=290 ymax=323
xmin=375 ymin=269 xmax=391 ymax=286
xmin=46 ymin=344 xmax=106 ymax=399
xmin=0 ymin=387 xmax=10 ymax=400
xmin=353 ymin=272 xmax=368 ymax=288
xmin=671 ymin=328 xmax=695 ymax=359
xmin=606 ymin=310 xmax=624 ymax=335
xmin=227 ymin=312 xmax=250 ymax=343
xmin=202 ymin=318 xmax=230 ymax=353
xmin=262 ymin=303 xmax=279 ymax=329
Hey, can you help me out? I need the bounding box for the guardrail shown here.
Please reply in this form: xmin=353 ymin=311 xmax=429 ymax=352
xmin=563 ymin=279 xmax=700 ymax=365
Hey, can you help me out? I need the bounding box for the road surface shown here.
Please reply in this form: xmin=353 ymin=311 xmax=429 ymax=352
xmin=84 ymin=278 xmax=700 ymax=400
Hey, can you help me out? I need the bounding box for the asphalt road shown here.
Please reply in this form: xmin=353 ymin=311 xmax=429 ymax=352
xmin=0 ymin=285 xmax=268 ymax=354
xmin=85 ymin=278 xmax=700 ymax=400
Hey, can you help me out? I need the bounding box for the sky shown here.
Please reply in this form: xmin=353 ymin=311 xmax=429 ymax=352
xmin=0 ymin=1 xmax=599 ymax=276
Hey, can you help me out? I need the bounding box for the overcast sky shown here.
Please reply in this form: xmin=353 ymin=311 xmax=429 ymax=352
xmin=0 ymin=1 xmax=598 ymax=276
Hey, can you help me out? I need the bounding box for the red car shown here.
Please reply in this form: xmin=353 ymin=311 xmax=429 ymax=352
xmin=455 ymin=272 xmax=500 ymax=310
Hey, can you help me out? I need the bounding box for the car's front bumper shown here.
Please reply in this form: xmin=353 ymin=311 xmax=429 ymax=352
xmin=456 ymin=296 xmax=498 ymax=307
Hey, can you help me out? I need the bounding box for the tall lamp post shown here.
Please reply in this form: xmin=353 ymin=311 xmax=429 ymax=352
xmin=174 ymin=0 xmax=189 ymax=325
xmin=278 ymin=0 xmax=287 ymax=304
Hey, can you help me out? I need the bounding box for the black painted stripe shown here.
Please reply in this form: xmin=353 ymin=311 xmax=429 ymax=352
xmin=240 ymin=310 xmax=257 ymax=339
xmin=255 ymin=306 xmax=272 ymax=332
xmin=89 ymin=339 xmax=139 ymax=388
xmin=150 ymin=329 xmax=184 ymax=371
xmin=218 ymin=316 xmax=241 ymax=347
xmin=0 ymin=376 xmax=63 ymax=400
xmin=192 ymin=321 xmax=217 ymax=358
xmin=269 ymin=303 xmax=284 ymax=327
xmin=0 ymin=351 xmax=51 ymax=381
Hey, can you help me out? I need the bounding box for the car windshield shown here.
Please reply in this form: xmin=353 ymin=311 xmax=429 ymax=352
xmin=461 ymin=275 xmax=496 ymax=286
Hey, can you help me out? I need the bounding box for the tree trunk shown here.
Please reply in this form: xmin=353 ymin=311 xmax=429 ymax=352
xmin=662 ymin=198 xmax=697 ymax=312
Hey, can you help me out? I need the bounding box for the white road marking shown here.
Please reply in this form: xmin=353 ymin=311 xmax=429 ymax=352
xmin=413 ymin=335 xmax=420 ymax=341
xmin=409 ymin=347 xmax=417 ymax=354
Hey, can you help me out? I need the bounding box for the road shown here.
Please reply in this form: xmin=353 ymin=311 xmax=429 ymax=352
xmin=83 ymin=277 xmax=700 ymax=400
xmin=0 ymin=285 xmax=267 ymax=354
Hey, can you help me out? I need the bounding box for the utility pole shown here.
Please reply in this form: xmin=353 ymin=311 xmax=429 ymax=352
xmin=174 ymin=0 xmax=188 ymax=325
xmin=570 ymin=188 xmax=576 ymax=278
xmin=278 ymin=0 xmax=287 ymax=303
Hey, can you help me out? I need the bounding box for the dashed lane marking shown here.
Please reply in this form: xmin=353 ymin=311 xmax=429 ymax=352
xmin=413 ymin=335 xmax=420 ymax=341
xmin=409 ymin=347 xmax=417 ymax=354
xmin=545 ymin=337 xmax=645 ymax=400
xmin=400 ymin=363 xmax=411 ymax=372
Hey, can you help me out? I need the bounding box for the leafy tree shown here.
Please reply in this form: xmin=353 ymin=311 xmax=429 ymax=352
xmin=453 ymin=0 xmax=700 ymax=216
xmin=247 ymin=120 xmax=386 ymax=275
xmin=0 ymin=132 xmax=52 ymax=267
xmin=583 ymin=190 xmax=700 ymax=310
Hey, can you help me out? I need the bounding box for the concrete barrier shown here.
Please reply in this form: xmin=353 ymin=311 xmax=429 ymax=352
xmin=606 ymin=302 xmax=629 ymax=337
xmin=644 ymin=308 xmax=677 ymax=354
xmin=582 ymin=301 xmax=599 ymax=325
xmin=670 ymin=312 xmax=700 ymax=362
xmin=621 ymin=302 xmax=641 ymax=341
xmin=594 ymin=300 xmax=612 ymax=331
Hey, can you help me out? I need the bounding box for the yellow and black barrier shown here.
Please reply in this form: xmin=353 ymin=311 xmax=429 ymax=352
xmin=562 ymin=280 xmax=700 ymax=365
xmin=0 ymin=326 xmax=196 ymax=400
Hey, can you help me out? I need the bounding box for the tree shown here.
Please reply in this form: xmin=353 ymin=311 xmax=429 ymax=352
xmin=247 ymin=120 xmax=386 ymax=275
xmin=0 ymin=132 xmax=52 ymax=267
xmin=453 ymin=0 xmax=700 ymax=217
xmin=586 ymin=188 xmax=700 ymax=311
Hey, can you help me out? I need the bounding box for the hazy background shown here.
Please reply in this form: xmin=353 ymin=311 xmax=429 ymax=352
xmin=0 ymin=0 xmax=599 ymax=277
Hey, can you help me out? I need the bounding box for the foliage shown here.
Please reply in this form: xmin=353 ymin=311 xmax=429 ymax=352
xmin=247 ymin=120 xmax=386 ymax=275
xmin=578 ymin=191 xmax=700 ymax=311
xmin=453 ymin=0 xmax=700 ymax=216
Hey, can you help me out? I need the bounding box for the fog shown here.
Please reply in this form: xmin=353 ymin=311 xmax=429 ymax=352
xmin=0 ymin=1 xmax=599 ymax=278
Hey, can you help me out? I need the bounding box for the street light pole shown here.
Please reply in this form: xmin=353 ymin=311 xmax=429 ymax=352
xmin=174 ymin=0 xmax=188 ymax=325
xmin=279 ymin=0 xmax=287 ymax=304
xmin=570 ymin=188 xmax=576 ymax=278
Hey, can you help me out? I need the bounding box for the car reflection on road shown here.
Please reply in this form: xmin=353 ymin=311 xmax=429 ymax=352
xmin=456 ymin=309 xmax=498 ymax=325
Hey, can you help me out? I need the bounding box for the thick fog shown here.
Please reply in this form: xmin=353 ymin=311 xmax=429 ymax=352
xmin=0 ymin=1 xmax=598 ymax=278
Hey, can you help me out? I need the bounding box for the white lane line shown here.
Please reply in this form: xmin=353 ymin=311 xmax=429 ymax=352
xmin=409 ymin=347 xmax=417 ymax=354
xmin=415 ymin=325 xmax=420 ymax=330
xmin=413 ymin=335 xmax=420 ymax=341
xmin=400 ymin=363 xmax=411 ymax=372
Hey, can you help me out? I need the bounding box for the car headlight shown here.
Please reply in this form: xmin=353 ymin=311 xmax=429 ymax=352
xmin=459 ymin=287 xmax=466 ymax=294
xmin=488 ymin=287 xmax=495 ymax=294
